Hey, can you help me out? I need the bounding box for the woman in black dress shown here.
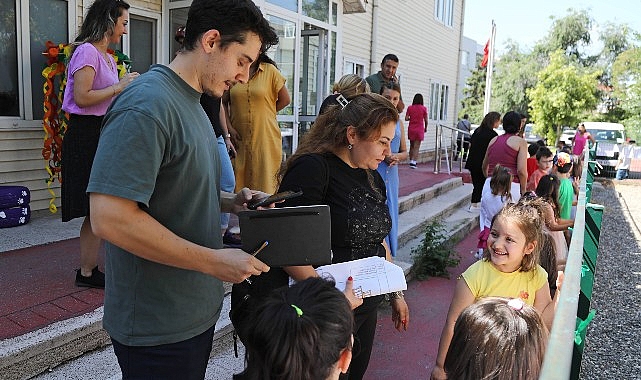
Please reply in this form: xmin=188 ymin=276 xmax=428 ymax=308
xmin=465 ymin=111 xmax=501 ymax=210
xmin=231 ymin=93 xmax=409 ymax=380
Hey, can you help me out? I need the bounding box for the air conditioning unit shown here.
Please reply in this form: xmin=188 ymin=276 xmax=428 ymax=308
xmin=343 ymin=0 xmax=367 ymax=14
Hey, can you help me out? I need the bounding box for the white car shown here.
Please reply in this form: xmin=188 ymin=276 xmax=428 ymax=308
xmin=559 ymin=127 xmax=575 ymax=146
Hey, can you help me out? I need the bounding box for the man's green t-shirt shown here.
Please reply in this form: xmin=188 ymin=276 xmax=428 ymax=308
xmin=87 ymin=65 xmax=223 ymax=346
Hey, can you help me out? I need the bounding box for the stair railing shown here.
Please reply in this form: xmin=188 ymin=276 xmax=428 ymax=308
xmin=433 ymin=123 xmax=470 ymax=173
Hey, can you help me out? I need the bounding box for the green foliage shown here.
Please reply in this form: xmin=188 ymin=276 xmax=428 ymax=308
xmin=411 ymin=220 xmax=460 ymax=280
xmin=612 ymin=47 xmax=641 ymax=142
xmin=540 ymin=9 xmax=592 ymax=61
xmin=458 ymin=8 xmax=639 ymax=139
xmin=493 ymin=41 xmax=542 ymax=116
xmin=527 ymin=50 xmax=601 ymax=144
xmin=459 ymin=63 xmax=486 ymax=123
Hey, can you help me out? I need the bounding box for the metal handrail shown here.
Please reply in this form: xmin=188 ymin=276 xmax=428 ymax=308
xmin=539 ymin=146 xmax=591 ymax=379
xmin=433 ymin=123 xmax=471 ymax=173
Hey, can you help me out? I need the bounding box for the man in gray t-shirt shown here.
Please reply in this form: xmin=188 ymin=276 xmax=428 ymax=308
xmin=86 ymin=0 xmax=276 ymax=377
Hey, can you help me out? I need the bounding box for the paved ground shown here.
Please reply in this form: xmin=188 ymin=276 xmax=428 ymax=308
xmin=366 ymin=231 xmax=478 ymax=379
xmin=0 ymin=162 xmax=467 ymax=341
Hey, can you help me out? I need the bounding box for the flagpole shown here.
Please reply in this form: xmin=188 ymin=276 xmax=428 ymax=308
xmin=483 ymin=21 xmax=496 ymax=115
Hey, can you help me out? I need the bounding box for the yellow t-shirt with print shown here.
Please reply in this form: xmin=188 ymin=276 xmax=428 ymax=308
xmin=461 ymin=260 xmax=548 ymax=305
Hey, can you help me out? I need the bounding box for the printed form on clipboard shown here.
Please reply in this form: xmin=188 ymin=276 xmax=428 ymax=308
xmin=315 ymin=257 xmax=407 ymax=298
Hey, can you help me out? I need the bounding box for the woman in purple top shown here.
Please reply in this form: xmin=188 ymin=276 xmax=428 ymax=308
xmin=482 ymin=111 xmax=529 ymax=201
xmin=61 ymin=0 xmax=139 ymax=288
xmin=572 ymin=123 xmax=595 ymax=158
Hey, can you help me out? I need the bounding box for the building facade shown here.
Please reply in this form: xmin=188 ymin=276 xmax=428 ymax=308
xmin=1 ymin=0 xmax=464 ymax=212
xmin=457 ymin=35 xmax=483 ymax=115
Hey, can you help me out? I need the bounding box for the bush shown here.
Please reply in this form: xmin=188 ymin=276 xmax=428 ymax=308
xmin=411 ymin=220 xmax=460 ymax=280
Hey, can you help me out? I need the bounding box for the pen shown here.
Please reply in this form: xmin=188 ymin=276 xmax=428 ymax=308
xmin=250 ymin=240 xmax=269 ymax=257
xmin=245 ymin=241 xmax=269 ymax=285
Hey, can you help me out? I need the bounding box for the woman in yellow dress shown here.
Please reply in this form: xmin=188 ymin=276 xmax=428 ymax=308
xmin=227 ymin=53 xmax=290 ymax=194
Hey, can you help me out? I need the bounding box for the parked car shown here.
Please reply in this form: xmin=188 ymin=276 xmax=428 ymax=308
xmin=523 ymin=124 xmax=546 ymax=145
xmin=582 ymin=121 xmax=626 ymax=177
xmin=559 ymin=127 xmax=575 ymax=146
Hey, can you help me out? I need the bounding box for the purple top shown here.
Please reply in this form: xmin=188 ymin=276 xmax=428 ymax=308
xmin=486 ymin=134 xmax=520 ymax=182
xmin=62 ymin=43 xmax=118 ymax=116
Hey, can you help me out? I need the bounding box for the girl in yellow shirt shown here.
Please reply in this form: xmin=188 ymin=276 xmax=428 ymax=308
xmin=431 ymin=202 xmax=559 ymax=380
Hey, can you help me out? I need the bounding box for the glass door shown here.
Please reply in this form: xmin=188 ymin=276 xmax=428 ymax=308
xmin=298 ymin=26 xmax=327 ymax=143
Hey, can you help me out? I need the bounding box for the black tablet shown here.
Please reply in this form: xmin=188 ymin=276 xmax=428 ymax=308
xmin=238 ymin=205 xmax=332 ymax=267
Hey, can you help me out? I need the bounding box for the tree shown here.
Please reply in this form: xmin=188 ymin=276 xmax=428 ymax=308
xmin=492 ymin=40 xmax=543 ymax=116
xmin=539 ymin=9 xmax=592 ymax=62
xmin=459 ymin=63 xmax=486 ymax=124
xmin=527 ymin=50 xmax=601 ymax=143
xmin=612 ymin=47 xmax=641 ymax=142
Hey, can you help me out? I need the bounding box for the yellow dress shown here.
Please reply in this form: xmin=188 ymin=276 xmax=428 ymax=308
xmin=229 ymin=62 xmax=286 ymax=194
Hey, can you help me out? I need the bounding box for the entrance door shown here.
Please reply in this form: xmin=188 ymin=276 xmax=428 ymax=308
xmin=297 ymin=27 xmax=327 ymax=143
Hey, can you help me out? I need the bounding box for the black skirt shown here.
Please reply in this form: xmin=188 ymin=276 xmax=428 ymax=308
xmin=61 ymin=114 xmax=103 ymax=222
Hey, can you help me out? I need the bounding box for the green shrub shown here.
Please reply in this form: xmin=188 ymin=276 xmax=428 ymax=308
xmin=411 ymin=220 xmax=460 ymax=280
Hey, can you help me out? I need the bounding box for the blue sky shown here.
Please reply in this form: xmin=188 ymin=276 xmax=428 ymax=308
xmin=463 ymin=0 xmax=641 ymax=52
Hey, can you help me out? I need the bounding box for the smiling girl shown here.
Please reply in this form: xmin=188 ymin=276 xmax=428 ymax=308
xmin=430 ymin=202 xmax=559 ymax=380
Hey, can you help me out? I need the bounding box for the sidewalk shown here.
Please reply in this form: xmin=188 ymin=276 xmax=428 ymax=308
xmin=365 ymin=230 xmax=478 ymax=379
xmin=0 ymin=162 xmax=470 ymax=341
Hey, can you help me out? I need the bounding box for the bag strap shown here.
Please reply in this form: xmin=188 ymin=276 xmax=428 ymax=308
xmin=320 ymin=153 xmax=330 ymax=202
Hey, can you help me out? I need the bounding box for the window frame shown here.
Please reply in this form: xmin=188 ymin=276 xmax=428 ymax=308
xmin=343 ymin=57 xmax=367 ymax=78
xmin=122 ymin=6 xmax=162 ymax=74
xmin=434 ymin=0 xmax=454 ymax=27
xmin=429 ymin=80 xmax=450 ymax=123
xmin=1 ymin=0 xmax=74 ymax=129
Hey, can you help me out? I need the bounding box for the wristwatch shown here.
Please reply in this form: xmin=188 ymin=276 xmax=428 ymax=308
xmin=389 ymin=291 xmax=404 ymax=300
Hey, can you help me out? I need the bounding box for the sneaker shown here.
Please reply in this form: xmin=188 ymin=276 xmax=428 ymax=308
xmin=223 ymin=231 xmax=243 ymax=248
xmin=474 ymin=251 xmax=484 ymax=260
xmin=467 ymin=204 xmax=480 ymax=213
xmin=75 ymin=266 xmax=105 ymax=288
xmin=409 ymin=162 xmax=417 ymax=169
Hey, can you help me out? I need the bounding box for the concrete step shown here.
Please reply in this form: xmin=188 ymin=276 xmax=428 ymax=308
xmin=398 ymin=183 xmax=473 ymax=250
xmin=11 ymin=180 xmax=476 ymax=380
xmin=398 ymin=177 xmax=462 ymax=214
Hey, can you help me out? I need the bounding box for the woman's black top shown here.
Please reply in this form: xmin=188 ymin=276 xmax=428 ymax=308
xmin=278 ymin=152 xmax=391 ymax=262
xmin=465 ymin=127 xmax=498 ymax=171
xmin=200 ymin=94 xmax=223 ymax=137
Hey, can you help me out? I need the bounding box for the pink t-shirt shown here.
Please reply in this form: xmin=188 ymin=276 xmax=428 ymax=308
xmin=406 ymin=104 xmax=427 ymax=131
xmin=62 ymin=43 xmax=119 ymax=116
xmin=527 ymin=168 xmax=547 ymax=192
xmin=572 ymin=131 xmax=589 ymax=155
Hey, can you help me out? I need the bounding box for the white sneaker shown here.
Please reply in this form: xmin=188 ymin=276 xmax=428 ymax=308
xmin=467 ymin=204 xmax=480 ymax=213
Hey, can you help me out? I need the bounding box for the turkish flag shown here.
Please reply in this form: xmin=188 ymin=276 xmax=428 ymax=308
xmin=481 ymin=39 xmax=490 ymax=68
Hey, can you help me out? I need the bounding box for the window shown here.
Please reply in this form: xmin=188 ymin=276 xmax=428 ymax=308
xmin=434 ymin=0 xmax=454 ymax=26
xmin=344 ymin=60 xmax=365 ymax=77
xmin=129 ymin=15 xmax=157 ymax=74
xmin=460 ymin=51 xmax=469 ymax=67
xmin=2 ymin=0 xmax=159 ymax=126
xmin=1 ymin=0 xmax=69 ymax=121
xmin=268 ymin=0 xmax=298 ymax=13
xmin=1 ymin=0 xmax=20 ymax=117
xmin=303 ymin=0 xmax=329 ymax=22
xmin=429 ymin=81 xmax=450 ymax=122
xmin=169 ymin=8 xmax=189 ymax=60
